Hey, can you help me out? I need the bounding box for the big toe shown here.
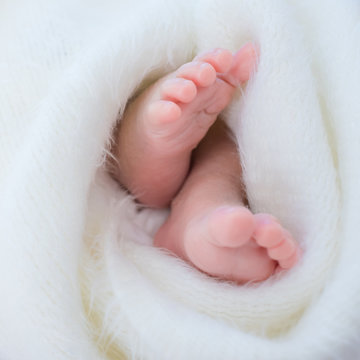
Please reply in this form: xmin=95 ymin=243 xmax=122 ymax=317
xmin=208 ymin=206 xmax=255 ymax=248
xmin=224 ymin=42 xmax=258 ymax=86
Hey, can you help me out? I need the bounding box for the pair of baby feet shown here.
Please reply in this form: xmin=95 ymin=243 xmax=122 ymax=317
xmin=114 ymin=44 xmax=300 ymax=283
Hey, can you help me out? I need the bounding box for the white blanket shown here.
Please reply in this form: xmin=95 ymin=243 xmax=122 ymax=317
xmin=1 ymin=0 xmax=360 ymax=359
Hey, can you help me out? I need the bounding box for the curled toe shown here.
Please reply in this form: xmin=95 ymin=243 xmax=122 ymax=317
xmin=253 ymin=217 xmax=284 ymax=248
xmin=176 ymin=61 xmax=217 ymax=87
xmin=161 ymin=78 xmax=197 ymax=103
xmin=208 ymin=206 xmax=255 ymax=248
xmin=267 ymin=238 xmax=296 ymax=260
xmin=147 ymin=100 xmax=181 ymax=126
xmin=195 ymin=48 xmax=233 ymax=73
xmin=279 ymin=248 xmax=301 ymax=269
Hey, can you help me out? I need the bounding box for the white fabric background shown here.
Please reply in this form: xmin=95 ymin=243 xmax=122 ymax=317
xmin=0 ymin=0 xmax=359 ymax=359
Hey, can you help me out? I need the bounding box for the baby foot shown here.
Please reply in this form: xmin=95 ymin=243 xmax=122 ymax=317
xmin=185 ymin=208 xmax=300 ymax=282
xmin=138 ymin=45 xmax=254 ymax=155
xmin=114 ymin=44 xmax=257 ymax=207
xmin=156 ymin=207 xmax=300 ymax=283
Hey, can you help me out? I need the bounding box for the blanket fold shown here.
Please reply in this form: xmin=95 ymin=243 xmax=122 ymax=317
xmin=1 ymin=0 xmax=359 ymax=359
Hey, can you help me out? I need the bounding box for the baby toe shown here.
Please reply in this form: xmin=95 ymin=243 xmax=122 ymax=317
xmin=267 ymin=236 xmax=296 ymax=261
xmin=253 ymin=214 xmax=284 ymax=248
xmin=278 ymin=249 xmax=301 ymax=269
xmin=195 ymin=48 xmax=233 ymax=73
xmin=176 ymin=61 xmax=216 ymax=87
xmin=208 ymin=206 xmax=255 ymax=248
xmin=161 ymin=78 xmax=197 ymax=103
xmin=223 ymin=42 xmax=258 ymax=86
xmin=147 ymin=100 xmax=181 ymax=126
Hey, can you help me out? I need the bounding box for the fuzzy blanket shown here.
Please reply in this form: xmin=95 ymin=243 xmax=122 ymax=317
xmin=1 ymin=0 xmax=360 ymax=359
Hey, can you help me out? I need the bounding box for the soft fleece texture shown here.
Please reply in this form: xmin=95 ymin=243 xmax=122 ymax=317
xmin=1 ymin=0 xmax=360 ymax=359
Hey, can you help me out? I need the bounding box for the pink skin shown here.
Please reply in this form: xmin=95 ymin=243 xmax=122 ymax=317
xmin=112 ymin=44 xmax=301 ymax=283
